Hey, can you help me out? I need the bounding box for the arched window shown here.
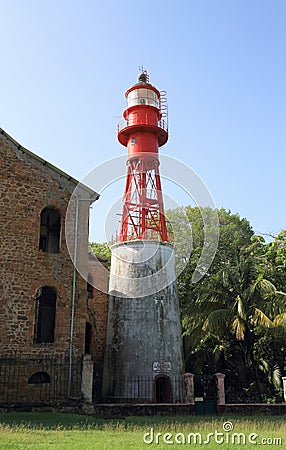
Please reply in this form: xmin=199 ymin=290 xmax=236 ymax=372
xmin=35 ymin=286 xmax=57 ymax=343
xmin=28 ymin=371 xmax=51 ymax=384
xmin=39 ymin=207 xmax=61 ymax=253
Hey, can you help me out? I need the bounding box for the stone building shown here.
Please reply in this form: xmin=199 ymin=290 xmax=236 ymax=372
xmin=87 ymin=252 xmax=108 ymax=401
xmin=0 ymin=128 xmax=107 ymax=405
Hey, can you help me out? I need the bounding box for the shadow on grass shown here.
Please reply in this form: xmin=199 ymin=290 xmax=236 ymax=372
xmin=0 ymin=412 xmax=285 ymax=430
xmin=0 ymin=412 xmax=112 ymax=429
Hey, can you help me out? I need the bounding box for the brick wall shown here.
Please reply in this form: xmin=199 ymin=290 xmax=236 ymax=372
xmin=0 ymin=131 xmax=103 ymax=403
xmin=87 ymin=253 xmax=108 ymax=401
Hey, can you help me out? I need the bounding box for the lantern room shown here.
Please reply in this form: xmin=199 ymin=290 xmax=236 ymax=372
xmin=126 ymin=86 xmax=160 ymax=108
xmin=118 ymin=70 xmax=168 ymax=149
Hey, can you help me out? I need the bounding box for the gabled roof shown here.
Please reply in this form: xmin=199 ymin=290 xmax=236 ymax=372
xmin=0 ymin=127 xmax=99 ymax=202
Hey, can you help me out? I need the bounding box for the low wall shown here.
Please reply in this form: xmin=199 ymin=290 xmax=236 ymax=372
xmin=93 ymin=403 xmax=286 ymax=418
xmin=221 ymin=403 xmax=286 ymax=415
xmin=93 ymin=403 xmax=195 ymax=418
xmin=0 ymin=402 xmax=195 ymax=417
xmin=1 ymin=402 xmax=286 ymax=417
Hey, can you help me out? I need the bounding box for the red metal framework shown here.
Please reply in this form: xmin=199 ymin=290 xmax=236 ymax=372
xmin=118 ymin=71 xmax=169 ymax=242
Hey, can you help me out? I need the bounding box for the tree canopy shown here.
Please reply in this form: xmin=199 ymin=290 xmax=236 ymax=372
xmin=90 ymin=207 xmax=286 ymax=402
xmin=169 ymin=207 xmax=286 ymax=402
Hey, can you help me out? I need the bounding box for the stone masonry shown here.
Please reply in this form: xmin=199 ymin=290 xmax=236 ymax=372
xmin=0 ymin=128 xmax=107 ymax=404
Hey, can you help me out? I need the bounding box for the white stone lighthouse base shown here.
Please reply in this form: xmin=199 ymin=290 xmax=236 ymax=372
xmin=102 ymin=240 xmax=185 ymax=403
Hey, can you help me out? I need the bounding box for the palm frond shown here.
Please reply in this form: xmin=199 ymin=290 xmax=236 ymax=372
xmin=249 ymin=274 xmax=263 ymax=297
xmin=182 ymin=315 xmax=205 ymax=334
xmin=202 ymin=309 xmax=229 ymax=334
xmin=275 ymin=291 xmax=286 ymax=297
xmin=258 ymin=360 xmax=282 ymax=389
xmin=231 ymin=316 xmax=246 ymax=340
xmin=252 ymin=308 xmax=273 ymax=328
xmin=236 ymin=295 xmax=247 ymax=320
xmin=257 ymin=278 xmax=277 ymax=298
xmin=258 ymin=359 xmax=269 ymax=374
xmin=273 ymin=312 xmax=286 ymax=327
xmin=199 ymin=300 xmax=228 ymax=314
xmin=273 ymin=365 xmax=282 ymax=390
xmin=273 ymin=291 xmax=286 ymax=308
xmin=265 ymin=325 xmax=286 ymax=338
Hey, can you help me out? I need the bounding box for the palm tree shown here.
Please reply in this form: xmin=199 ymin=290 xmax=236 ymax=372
xmin=183 ymin=237 xmax=286 ymax=399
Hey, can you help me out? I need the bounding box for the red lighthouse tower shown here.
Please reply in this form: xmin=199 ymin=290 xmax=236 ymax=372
xmin=102 ymin=71 xmax=185 ymax=403
xmin=118 ymin=70 xmax=169 ymax=242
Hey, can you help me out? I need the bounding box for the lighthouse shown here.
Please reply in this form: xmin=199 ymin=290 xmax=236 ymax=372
xmin=102 ymin=71 xmax=185 ymax=403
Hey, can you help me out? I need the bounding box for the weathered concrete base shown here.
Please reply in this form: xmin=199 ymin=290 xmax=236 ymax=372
xmin=102 ymin=241 xmax=185 ymax=402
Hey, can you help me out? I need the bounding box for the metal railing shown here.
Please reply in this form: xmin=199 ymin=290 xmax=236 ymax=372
xmin=111 ymin=227 xmax=174 ymax=244
xmin=104 ymin=376 xmax=185 ymax=403
xmin=0 ymin=352 xmax=82 ymax=405
xmin=117 ymin=114 xmax=168 ymax=134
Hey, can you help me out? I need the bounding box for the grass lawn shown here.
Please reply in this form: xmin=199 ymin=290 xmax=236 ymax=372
xmin=0 ymin=412 xmax=285 ymax=449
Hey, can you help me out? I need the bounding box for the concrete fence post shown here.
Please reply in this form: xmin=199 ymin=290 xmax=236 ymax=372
xmin=184 ymin=373 xmax=195 ymax=404
xmin=81 ymin=355 xmax=94 ymax=403
xmin=282 ymin=377 xmax=286 ymax=403
xmin=215 ymin=373 xmax=225 ymax=414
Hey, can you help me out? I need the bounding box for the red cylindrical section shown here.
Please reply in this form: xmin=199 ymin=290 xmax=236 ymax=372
xmin=127 ymin=131 xmax=158 ymax=158
xmin=124 ymin=105 xmax=160 ymax=127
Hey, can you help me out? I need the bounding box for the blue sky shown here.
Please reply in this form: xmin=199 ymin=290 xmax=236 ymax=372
xmin=1 ymin=0 xmax=285 ymax=242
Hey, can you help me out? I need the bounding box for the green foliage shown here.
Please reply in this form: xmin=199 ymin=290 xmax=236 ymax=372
xmin=264 ymin=230 xmax=286 ymax=291
xmin=89 ymin=242 xmax=111 ymax=268
xmin=167 ymin=207 xmax=254 ymax=313
xmin=175 ymin=207 xmax=286 ymax=401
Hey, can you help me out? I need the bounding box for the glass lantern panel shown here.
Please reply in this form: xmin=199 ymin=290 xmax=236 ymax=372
xmin=127 ymin=89 xmax=159 ymax=107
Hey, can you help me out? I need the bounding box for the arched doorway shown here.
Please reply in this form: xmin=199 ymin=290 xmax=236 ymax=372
xmin=154 ymin=375 xmax=172 ymax=403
